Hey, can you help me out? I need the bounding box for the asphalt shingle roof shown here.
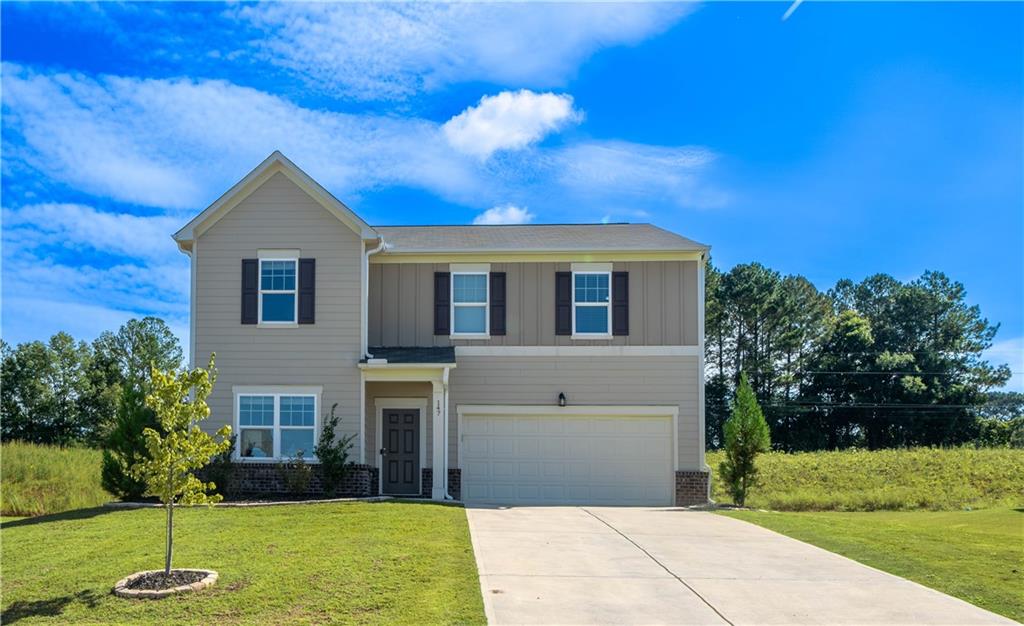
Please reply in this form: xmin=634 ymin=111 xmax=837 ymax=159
xmin=371 ymin=223 xmax=707 ymax=253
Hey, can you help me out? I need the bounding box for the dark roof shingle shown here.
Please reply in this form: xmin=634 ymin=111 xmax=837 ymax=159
xmin=361 ymin=346 xmax=456 ymax=364
xmin=372 ymin=223 xmax=707 ymax=253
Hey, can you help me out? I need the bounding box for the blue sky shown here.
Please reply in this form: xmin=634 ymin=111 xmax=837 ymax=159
xmin=2 ymin=2 xmax=1021 ymax=388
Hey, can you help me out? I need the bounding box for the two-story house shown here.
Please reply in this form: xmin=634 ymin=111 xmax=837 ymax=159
xmin=173 ymin=152 xmax=710 ymax=506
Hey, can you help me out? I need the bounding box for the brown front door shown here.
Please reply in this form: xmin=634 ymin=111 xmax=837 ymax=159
xmin=381 ymin=408 xmax=420 ymax=495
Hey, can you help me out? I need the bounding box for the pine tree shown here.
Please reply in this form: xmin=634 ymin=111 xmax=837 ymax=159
xmin=719 ymin=373 xmax=771 ymax=506
xmin=101 ymin=387 xmax=157 ymax=499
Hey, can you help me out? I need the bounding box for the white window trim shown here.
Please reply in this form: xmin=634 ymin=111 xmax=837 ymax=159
xmin=571 ymin=270 xmax=612 ymax=339
xmin=258 ymin=257 xmax=299 ymax=325
xmin=234 ymin=388 xmax=320 ymax=462
xmin=450 ymin=271 xmax=490 ymax=338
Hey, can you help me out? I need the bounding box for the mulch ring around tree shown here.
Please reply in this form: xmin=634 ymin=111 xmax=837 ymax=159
xmin=113 ymin=569 xmax=217 ymax=599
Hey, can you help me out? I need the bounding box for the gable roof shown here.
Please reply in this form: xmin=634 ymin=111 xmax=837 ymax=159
xmin=173 ymin=151 xmax=377 ymax=252
xmin=372 ymin=223 xmax=708 ymax=254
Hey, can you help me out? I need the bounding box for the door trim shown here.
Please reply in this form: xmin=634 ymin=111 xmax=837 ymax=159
xmin=375 ymin=398 xmax=428 ymax=495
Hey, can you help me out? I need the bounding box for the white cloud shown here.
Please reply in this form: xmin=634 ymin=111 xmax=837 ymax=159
xmin=555 ymin=141 xmax=729 ymax=209
xmin=1 ymin=63 xmax=482 ymax=211
xmin=235 ymin=3 xmax=693 ymax=100
xmin=984 ymin=336 xmax=1024 ymax=392
xmin=473 ymin=204 xmax=535 ymax=225
xmin=443 ymin=90 xmax=582 ymax=160
xmin=3 ymin=203 xmax=180 ymax=263
xmin=1 ymin=199 xmax=190 ymax=349
xmin=2 ymin=64 xmax=727 ymax=219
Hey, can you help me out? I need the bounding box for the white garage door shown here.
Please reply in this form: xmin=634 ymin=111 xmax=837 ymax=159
xmin=459 ymin=406 xmax=675 ymax=506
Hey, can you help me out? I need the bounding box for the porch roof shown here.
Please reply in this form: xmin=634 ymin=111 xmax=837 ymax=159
xmin=360 ymin=346 xmax=456 ymax=365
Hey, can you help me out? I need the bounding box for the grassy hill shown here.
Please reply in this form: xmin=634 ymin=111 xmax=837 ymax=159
xmin=706 ymin=447 xmax=1024 ymax=511
xmin=1 ymin=441 xmax=111 ymax=516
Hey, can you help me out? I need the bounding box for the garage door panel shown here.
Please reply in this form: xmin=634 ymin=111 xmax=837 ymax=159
xmin=461 ymin=410 xmax=673 ymax=506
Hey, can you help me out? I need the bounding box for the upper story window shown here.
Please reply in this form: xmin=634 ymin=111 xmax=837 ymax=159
xmin=260 ymin=259 xmax=297 ymax=323
xmin=452 ymin=272 xmax=489 ymax=336
xmin=573 ymin=271 xmax=611 ymax=336
xmin=238 ymin=392 xmax=317 ymax=460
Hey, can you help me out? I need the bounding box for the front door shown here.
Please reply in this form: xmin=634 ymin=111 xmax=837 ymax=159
xmin=381 ymin=408 xmax=420 ymax=495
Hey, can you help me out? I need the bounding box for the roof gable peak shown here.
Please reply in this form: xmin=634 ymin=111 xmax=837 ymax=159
xmin=173 ymin=151 xmax=377 ymax=252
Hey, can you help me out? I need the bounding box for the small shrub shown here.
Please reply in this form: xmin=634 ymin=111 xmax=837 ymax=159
xmin=314 ymin=403 xmax=356 ymax=496
xmin=719 ymin=373 xmax=771 ymax=507
xmin=277 ymin=451 xmax=312 ymax=496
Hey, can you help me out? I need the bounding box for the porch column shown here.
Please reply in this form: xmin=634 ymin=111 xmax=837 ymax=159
xmin=430 ymin=380 xmax=446 ymax=500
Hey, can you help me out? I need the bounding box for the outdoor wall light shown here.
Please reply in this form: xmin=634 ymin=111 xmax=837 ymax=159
xmin=558 ymin=392 xmax=567 ymax=407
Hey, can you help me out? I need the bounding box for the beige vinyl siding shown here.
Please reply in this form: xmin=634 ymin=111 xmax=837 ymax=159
xmin=447 ymin=355 xmax=702 ymax=471
xmin=368 ymin=261 xmax=699 ymax=347
xmin=194 ymin=171 xmax=363 ymax=445
xmin=363 ymin=381 xmax=433 ymax=467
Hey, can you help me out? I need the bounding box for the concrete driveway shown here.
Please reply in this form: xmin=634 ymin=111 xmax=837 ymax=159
xmin=466 ymin=506 xmax=1014 ymax=626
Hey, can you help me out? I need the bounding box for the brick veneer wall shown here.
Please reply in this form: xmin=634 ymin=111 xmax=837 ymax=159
xmin=419 ymin=468 xmax=462 ymax=500
xmin=204 ymin=463 xmax=379 ymax=498
xmin=675 ymin=470 xmax=710 ymax=506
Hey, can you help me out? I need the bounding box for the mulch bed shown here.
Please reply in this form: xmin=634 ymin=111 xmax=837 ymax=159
xmin=125 ymin=570 xmax=207 ymax=591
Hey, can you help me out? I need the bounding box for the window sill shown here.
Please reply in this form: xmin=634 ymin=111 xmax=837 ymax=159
xmin=256 ymin=322 xmax=299 ymax=328
xmin=571 ymin=334 xmax=613 ymax=341
xmin=451 ymin=333 xmax=491 ymax=339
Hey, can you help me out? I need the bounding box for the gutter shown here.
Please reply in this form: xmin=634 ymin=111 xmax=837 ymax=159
xmin=442 ymin=366 xmax=453 ymax=500
xmin=362 ymin=237 xmax=386 ymax=359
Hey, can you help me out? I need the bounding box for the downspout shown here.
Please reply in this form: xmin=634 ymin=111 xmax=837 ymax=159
xmin=442 ymin=366 xmax=453 ymax=500
xmin=362 ymin=237 xmax=386 ymax=359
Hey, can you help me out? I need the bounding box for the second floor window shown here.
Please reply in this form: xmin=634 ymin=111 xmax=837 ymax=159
xmin=573 ymin=271 xmax=611 ymax=336
xmin=452 ymin=272 xmax=488 ymax=335
xmin=260 ymin=259 xmax=297 ymax=323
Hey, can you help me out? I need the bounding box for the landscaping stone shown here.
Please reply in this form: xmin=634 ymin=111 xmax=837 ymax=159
xmin=113 ymin=569 xmax=217 ymax=599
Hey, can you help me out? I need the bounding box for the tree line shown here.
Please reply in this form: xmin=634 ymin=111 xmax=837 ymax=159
xmin=2 ymin=264 xmax=1022 ymax=454
xmin=705 ymin=263 xmax=1021 ymax=450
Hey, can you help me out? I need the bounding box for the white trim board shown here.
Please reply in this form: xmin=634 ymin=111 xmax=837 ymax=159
xmin=374 ymin=398 xmax=429 ymax=496
xmin=454 ymin=345 xmax=701 ymax=357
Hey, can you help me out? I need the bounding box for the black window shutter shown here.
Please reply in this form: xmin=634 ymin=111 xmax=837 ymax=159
xmin=434 ymin=272 xmax=451 ymax=335
xmin=555 ymin=271 xmax=572 ymax=335
xmin=298 ymin=258 xmax=316 ymax=324
xmin=612 ymin=271 xmax=629 ymax=336
xmin=241 ymin=259 xmax=258 ymax=324
xmin=490 ymin=272 xmax=506 ymax=336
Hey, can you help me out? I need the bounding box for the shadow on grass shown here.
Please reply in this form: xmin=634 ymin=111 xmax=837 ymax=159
xmin=0 ymin=507 xmax=124 ymax=529
xmin=1 ymin=590 xmax=100 ymax=624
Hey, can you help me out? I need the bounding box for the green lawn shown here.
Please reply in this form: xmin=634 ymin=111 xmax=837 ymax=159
xmin=1 ymin=501 xmax=486 ymax=625
xmin=720 ymin=508 xmax=1024 ymax=622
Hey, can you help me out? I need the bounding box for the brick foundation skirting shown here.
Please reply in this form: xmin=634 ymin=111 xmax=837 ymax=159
xmin=202 ymin=463 xmax=378 ymax=499
xmin=675 ymin=470 xmax=710 ymax=506
xmin=420 ymin=468 xmax=462 ymax=500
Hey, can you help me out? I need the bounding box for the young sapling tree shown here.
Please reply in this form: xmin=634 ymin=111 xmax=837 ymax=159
xmin=132 ymin=354 xmax=231 ymax=576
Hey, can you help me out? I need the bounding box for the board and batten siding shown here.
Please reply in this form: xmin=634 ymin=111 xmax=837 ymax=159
xmin=194 ymin=171 xmax=363 ymax=442
xmin=368 ymin=261 xmax=699 ymax=347
xmin=447 ymin=355 xmax=702 ymax=471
